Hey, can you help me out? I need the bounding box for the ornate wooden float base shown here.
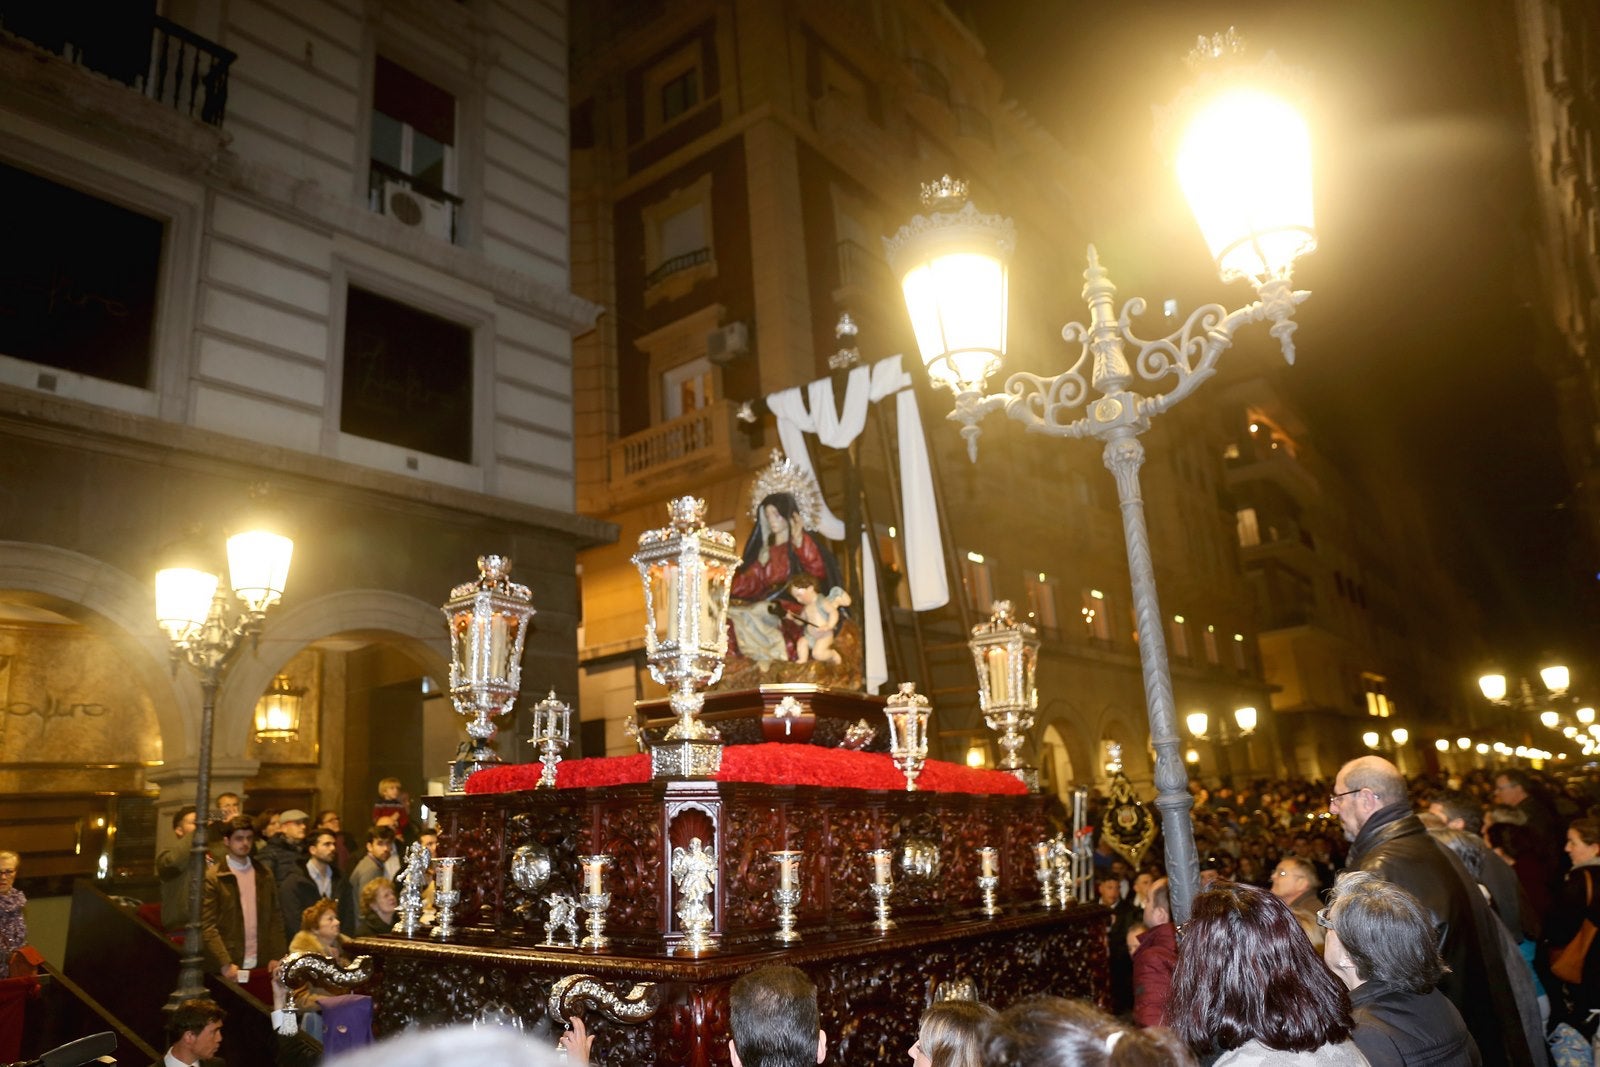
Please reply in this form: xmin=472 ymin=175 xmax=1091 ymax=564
xmin=356 ymin=904 xmax=1108 ymax=1066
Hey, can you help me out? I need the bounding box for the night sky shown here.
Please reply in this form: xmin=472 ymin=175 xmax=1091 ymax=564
xmin=962 ymin=0 xmax=1597 ymax=668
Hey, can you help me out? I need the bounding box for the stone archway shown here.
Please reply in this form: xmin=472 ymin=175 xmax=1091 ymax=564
xmin=0 ymin=541 xmax=196 ymax=765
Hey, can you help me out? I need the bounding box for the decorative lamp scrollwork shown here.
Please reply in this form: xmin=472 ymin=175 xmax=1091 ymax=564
xmin=441 ymin=555 xmax=536 ymax=792
xmin=631 ymin=496 xmax=739 ymax=779
xmin=883 ymin=682 xmax=932 ymax=791
xmin=969 ymin=600 xmax=1040 ymax=790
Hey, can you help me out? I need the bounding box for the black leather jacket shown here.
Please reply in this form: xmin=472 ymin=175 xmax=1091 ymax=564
xmin=1347 ymin=803 xmax=1536 ymax=1067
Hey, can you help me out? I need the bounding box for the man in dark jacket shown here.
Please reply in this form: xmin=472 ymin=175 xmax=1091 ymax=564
xmin=1333 ymin=756 xmax=1538 ymax=1067
xmin=258 ymin=808 xmax=309 ymax=886
xmin=279 ymin=828 xmax=343 ymax=934
xmin=201 ymin=816 xmax=287 ymax=1004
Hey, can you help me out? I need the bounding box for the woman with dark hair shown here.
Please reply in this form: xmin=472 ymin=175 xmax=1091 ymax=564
xmin=907 ymin=1000 xmax=994 ymax=1067
xmin=1545 ymin=815 xmax=1600 ymax=1024
xmin=981 ymin=995 xmax=1195 ymax=1067
xmin=1323 ymin=870 xmax=1479 ymax=1066
xmin=1165 ymin=883 xmax=1364 ymax=1065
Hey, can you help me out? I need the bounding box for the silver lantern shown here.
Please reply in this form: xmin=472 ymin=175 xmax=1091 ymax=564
xmin=441 ymin=555 xmax=536 ymax=792
xmin=528 ymin=689 xmax=572 ymax=789
xmin=632 ymin=496 xmax=738 ymax=778
xmin=969 ymin=600 xmax=1040 ymax=790
xmin=883 ymin=682 xmax=932 ymax=791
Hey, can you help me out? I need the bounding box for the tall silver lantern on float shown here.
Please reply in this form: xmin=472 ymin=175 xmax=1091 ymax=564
xmin=442 ymin=555 xmax=536 ymax=792
xmin=632 ymin=496 xmax=738 ymax=778
xmin=970 ymin=600 xmax=1040 ymax=791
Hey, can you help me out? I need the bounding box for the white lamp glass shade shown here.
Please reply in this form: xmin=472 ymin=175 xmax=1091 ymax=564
xmin=901 ymin=251 xmax=1009 ymax=393
xmin=155 ymin=567 xmax=219 ymax=640
xmin=1185 ymin=748 xmax=1201 ymax=764
xmin=1475 ymin=743 xmax=1489 ymax=754
xmin=1362 ymin=731 xmax=1380 ymax=749
xmin=1434 ymin=739 xmax=1450 ymax=752
xmin=1391 ymin=727 xmax=1409 ymax=745
xmin=1478 ymin=674 xmax=1508 ymax=702
xmin=227 ymin=530 xmax=293 ymax=614
xmin=1233 ymin=706 xmax=1257 ymax=733
xmin=1580 ymin=707 xmax=1596 ymax=725
xmin=1457 ymin=737 xmax=1471 ymax=749
xmin=1186 ymin=711 xmax=1209 ymax=738
xmin=1541 ymin=710 xmax=1561 ymax=729
xmin=1542 ymin=665 xmax=1571 ymax=693
xmin=1565 ymin=726 xmax=1579 ymax=737
xmin=1177 ymin=87 xmax=1316 ymax=283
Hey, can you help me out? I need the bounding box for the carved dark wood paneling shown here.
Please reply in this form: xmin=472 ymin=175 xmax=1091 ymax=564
xmin=360 ymin=908 xmax=1109 ymax=1067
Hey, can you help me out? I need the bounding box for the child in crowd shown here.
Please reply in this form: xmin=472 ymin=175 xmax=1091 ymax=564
xmin=372 ymin=777 xmax=411 ymax=838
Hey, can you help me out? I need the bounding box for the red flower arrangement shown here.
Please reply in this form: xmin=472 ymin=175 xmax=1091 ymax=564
xmin=466 ymin=744 xmax=1028 ymax=796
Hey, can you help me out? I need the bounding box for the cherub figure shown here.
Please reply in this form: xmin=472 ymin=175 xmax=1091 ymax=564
xmin=788 ymin=574 xmax=851 ymax=665
xmin=543 ymin=892 xmax=579 ymax=946
xmin=395 ymin=841 xmax=431 ymax=917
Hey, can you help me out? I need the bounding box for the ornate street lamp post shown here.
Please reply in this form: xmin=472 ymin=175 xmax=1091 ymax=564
xmin=156 ymin=526 xmax=293 ymax=1010
xmin=885 ymin=33 xmax=1315 ymax=922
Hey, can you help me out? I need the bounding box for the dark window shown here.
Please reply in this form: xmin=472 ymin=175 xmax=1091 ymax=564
xmin=373 ymin=56 xmax=455 ymax=188
xmin=0 ymin=162 xmax=162 ymax=388
xmin=341 ymin=287 xmax=472 ymax=462
xmin=661 ymin=68 xmax=698 ymax=123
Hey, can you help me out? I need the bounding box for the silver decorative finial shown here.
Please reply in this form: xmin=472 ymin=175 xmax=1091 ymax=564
xmin=920 ymin=174 xmax=968 ymax=208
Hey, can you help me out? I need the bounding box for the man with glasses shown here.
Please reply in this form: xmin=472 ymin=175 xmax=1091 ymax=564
xmin=1269 ymin=856 xmax=1324 ymax=953
xmin=1333 ymin=755 xmax=1539 ymax=1066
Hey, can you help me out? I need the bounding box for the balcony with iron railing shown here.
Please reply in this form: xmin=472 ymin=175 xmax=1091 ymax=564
xmin=1 ymin=12 xmax=236 ymax=126
xmin=607 ymin=398 xmax=749 ymax=508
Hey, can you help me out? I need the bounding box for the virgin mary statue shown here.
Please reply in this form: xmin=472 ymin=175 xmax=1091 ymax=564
xmin=721 ymin=452 xmax=857 ymax=686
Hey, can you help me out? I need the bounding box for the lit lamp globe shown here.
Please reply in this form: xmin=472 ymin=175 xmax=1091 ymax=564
xmin=1186 ymin=711 xmax=1209 ymax=740
xmin=1478 ymin=674 xmax=1508 ymax=702
xmin=1176 ymin=85 xmax=1316 ymax=290
xmin=1391 ymin=727 xmax=1409 ymax=746
xmin=968 ymin=600 xmax=1040 ymax=790
xmin=1457 ymin=737 xmax=1472 ymax=750
xmin=441 ymin=555 xmax=535 ymax=792
xmin=253 ymin=674 xmax=305 ymax=742
xmin=1362 ymin=731 xmax=1380 ymax=750
xmin=1434 ymin=739 xmax=1450 ymax=752
xmin=1541 ymin=710 xmax=1561 ymax=730
xmin=631 ymin=496 xmax=738 ymax=779
xmin=883 ymin=176 xmax=1015 ymax=460
xmin=1542 ymin=664 xmax=1570 ymax=693
xmin=1581 ymin=707 xmax=1598 ymax=725
xmin=1234 ymin=706 xmax=1257 ymax=734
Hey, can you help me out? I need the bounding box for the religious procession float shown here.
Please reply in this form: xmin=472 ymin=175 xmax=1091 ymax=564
xmin=340 ymin=453 xmax=1125 ymax=1065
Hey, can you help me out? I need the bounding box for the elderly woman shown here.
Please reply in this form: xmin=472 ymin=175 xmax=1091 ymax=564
xmin=907 ymin=1000 xmax=994 ymax=1067
xmin=287 ymin=899 xmax=352 ymax=1040
xmin=1322 ymin=870 xmax=1479 ymax=1066
xmin=1165 ymin=883 xmax=1364 ymax=1065
xmin=357 ymin=877 xmax=398 ymax=937
xmin=0 ymin=851 xmax=24 ymax=976
xmin=982 ymin=995 xmax=1195 ymax=1066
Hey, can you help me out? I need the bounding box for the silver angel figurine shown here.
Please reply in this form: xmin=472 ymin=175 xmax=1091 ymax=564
xmin=393 ymin=841 xmax=432 ymax=936
xmin=543 ymin=892 xmax=580 ymax=946
xmin=671 ymin=837 xmax=718 ymax=953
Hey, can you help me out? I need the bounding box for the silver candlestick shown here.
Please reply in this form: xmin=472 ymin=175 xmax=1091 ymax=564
xmin=431 ymin=856 xmax=464 ymax=940
xmin=579 ymin=854 xmax=612 ymax=950
xmin=977 ymin=846 xmax=1000 ymax=916
xmin=1034 ymin=841 xmax=1056 ymax=908
xmin=1050 ymin=835 xmax=1071 ymax=907
xmin=770 ymin=850 xmax=803 ymax=943
xmin=530 ymin=689 xmax=573 ymax=789
xmin=868 ymin=848 xmax=895 ymax=932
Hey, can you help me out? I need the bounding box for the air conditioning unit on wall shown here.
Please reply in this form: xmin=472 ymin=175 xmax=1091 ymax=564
xmin=382 ymin=180 xmax=452 ymax=242
xmin=706 ymin=321 xmax=750 ymax=365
